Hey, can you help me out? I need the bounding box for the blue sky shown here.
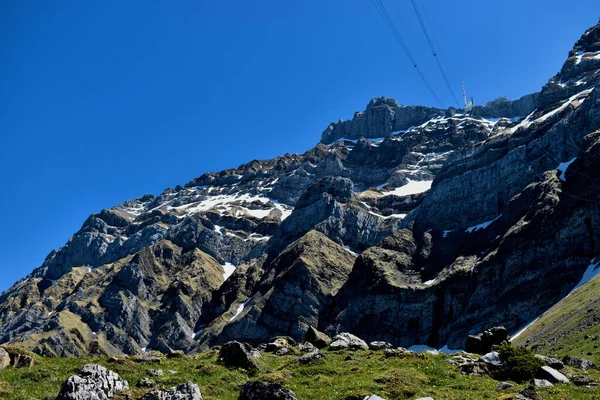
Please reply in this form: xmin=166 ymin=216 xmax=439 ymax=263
xmin=0 ymin=1 xmax=598 ymax=291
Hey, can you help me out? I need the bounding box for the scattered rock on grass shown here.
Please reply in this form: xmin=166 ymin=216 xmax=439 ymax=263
xmin=304 ymin=326 xmax=332 ymax=349
xmin=330 ymin=333 xmax=368 ymax=351
xmin=141 ymin=381 xmax=202 ymax=400
xmin=219 ymin=341 xmax=259 ymax=370
xmin=56 ymin=364 xmax=129 ymax=400
xmin=239 ymin=380 xmax=297 ymax=400
xmin=562 ymin=355 xmax=596 ymax=370
xmin=535 ymin=366 xmax=570 ymax=384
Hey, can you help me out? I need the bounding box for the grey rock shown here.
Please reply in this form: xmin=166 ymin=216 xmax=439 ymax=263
xmin=56 ymin=364 xmax=129 ymax=400
xmin=218 ymin=341 xmax=259 ymax=370
xmin=0 ymin=348 xmax=10 ymax=369
xmin=147 ymin=369 xmax=163 ymax=377
xmin=478 ymin=351 xmax=504 ymax=369
xmin=329 ymin=333 xmax=368 ymax=351
xmin=532 ymin=378 xmax=554 ymax=388
xmin=369 ymin=341 xmax=393 ymax=350
xmin=572 ymin=375 xmax=598 ymax=386
xmin=298 ymin=341 xmax=317 ymax=353
xmin=137 ymin=378 xmax=157 ymax=388
xmin=141 ymin=381 xmax=202 ymax=400
xmin=297 ymin=350 xmax=325 ymax=365
xmin=363 ymin=396 xmax=387 ymax=400
xmin=562 ymin=355 xmax=596 ymax=370
xmin=239 ymin=380 xmax=297 ymax=400
xmin=305 ymin=326 xmax=331 ymax=349
xmin=535 ymin=366 xmax=570 ymax=384
xmin=465 ymin=327 xmax=509 ymax=354
xmin=497 ymin=382 xmax=514 ymax=390
xmin=535 ymin=354 xmax=564 ymax=369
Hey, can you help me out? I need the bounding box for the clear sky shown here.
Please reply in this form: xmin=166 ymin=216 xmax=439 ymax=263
xmin=0 ymin=1 xmax=598 ymax=291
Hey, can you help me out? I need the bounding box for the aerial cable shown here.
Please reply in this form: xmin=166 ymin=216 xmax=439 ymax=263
xmin=409 ymin=0 xmax=462 ymax=108
xmin=370 ymin=0 xmax=444 ymax=107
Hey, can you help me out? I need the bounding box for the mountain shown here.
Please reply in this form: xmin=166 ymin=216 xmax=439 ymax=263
xmin=1 ymin=22 xmax=599 ymax=358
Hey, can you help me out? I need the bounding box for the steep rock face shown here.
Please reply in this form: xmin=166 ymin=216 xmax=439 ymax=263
xmin=197 ymin=231 xmax=356 ymax=347
xmin=0 ymin=241 xmax=224 ymax=356
xmin=320 ymin=97 xmax=443 ymax=145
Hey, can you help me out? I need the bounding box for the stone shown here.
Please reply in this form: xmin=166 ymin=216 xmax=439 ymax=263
xmin=478 ymin=351 xmax=504 ymax=369
xmin=298 ymin=341 xmax=317 ymax=353
xmin=562 ymin=355 xmax=596 ymax=370
xmin=572 ymin=375 xmax=598 ymax=386
xmin=239 ymin=380 xmax=297 ymax=400
xmin=167 ymin=350 xmax=185 ymax=358
xmin=56 ymin=364 xmax=129 ymax=400
xmin=297 ymin=350 xmax=325 ymax=365
xmin=415 ymin=398 xmax=435 ymax=400
xmin=147 ymin=369 xmax=163 ymax=377
xmin=497 ymin=382 xmax=514 ymax=390
xmin=369 ymin=341 xmax=393 ymax=350
xmin=137 ymin=378 xmax=157 ymax=388
xmin=219 ymin=341 xmax=259 ymax=370
xmin=363 ymin=396 xmax=387 ymax=400
xmin=535 ymin=366 xmax=570 ymax=384
xmin=141 ymin=381 xmax=202 ymax=400
xmin=520 ymin=384 xmax=542 ymax=400
xmin=304 ymin=326 xmax=332 ymax=349
xmin=534 ymin=354 xmax=564 ymax=369
xmin=329 ymin=333 xmax=368 ymax=351
xmin=0 ymin=348 xmax=10 ymax=369
xmin=532 ymin=379 xmax=554 ymax=388
xmin=275 ymin=347 xmax=291 ymax=356
xmin=465 ymin=327 xmax=509 ymax=354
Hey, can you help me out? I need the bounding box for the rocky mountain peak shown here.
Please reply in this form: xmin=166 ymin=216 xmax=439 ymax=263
xmin=1 ymin=21 xmax=600 ymax=358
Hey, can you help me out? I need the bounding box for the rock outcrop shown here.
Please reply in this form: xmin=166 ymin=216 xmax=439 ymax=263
xmin=140 ymin=382 xmax=202 ymax=400
xmin=56 ymin=364 xmax=129 ymax=400
xmin=238 ymin=381 xmax=297 ymax=400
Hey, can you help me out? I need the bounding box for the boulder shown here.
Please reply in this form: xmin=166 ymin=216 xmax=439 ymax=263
xmin=369 ymin=341 xmax=393 ymax=350
xmin=520 ymin=384 xmax=542 ymax=400
xmin=497 ymin=382 xmax=514 ymax=390
xmin=534 ymin=354 xmax=564 ymax=370
xmin=329 ymin=333 xmax=368 ymax=351
xmin=239 ymin=381 xmax=297 ymax=400
xmin=0 ymin=348 xmax=10 ymax=369
xmin=535 ymin=366 xmax=570 ymax=384
xmin=304 ymin=326 xmax=332 ymax=349
xmin=363 ymin=396 xmax=387 ymax=400
xmin=56 ymin=364 xmax=129 ymax=400
xmin=141 ymin=382 xmax=202 ymax=400
xmin=465 ymin=327 xmax=509 ymax=354
xmin=572 ymin=375 xmax=598 ymax=386
xmin=147 ymin=369 xmax=163 ymax=377
xmin=298 ymin=342 xmax=317 ymax=353
xmin=562 ymin=355 xmax=596 ymax=370
xmin=478 ymin=351 xmax=504 ymax=369
xmin=219 ymin=341 xmax=259 ymax=370
xmin=137 ymin=378 xmax=157 ymax=388
xmin=532 ymin=379 xmax=554 ymax=388
xmin=297 ymin=350 xmax=325 ymax=365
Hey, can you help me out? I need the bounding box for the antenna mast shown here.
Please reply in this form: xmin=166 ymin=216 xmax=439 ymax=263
xmin=462 ymin=82 xmax=474 ymax=113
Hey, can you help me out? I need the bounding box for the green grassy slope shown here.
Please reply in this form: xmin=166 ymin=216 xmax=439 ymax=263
xmin=513 ymin=269 xmax=600 ymax=365
xmin=0 ymin=347 xmax=598 ymax=400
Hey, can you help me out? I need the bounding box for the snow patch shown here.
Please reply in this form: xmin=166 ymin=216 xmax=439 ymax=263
xmin=383 ymin=180 xmax=433 ymax=197
xmin=230 ymin=298 xmax=252 ymax=321
xmin=409 ymin=344 xmax=463 ymax=354
xmin=556 ymin=157 xmax=577 ymax=182
xmin=465 ymin=214 xmax=503 ymax=233
xmin=222 ymin=262 xmax=236 ymax=282
xmin=423 ymin=279 xmax=436 ymax=286
xmin=572 ymin=257 xmax=600 ymax=293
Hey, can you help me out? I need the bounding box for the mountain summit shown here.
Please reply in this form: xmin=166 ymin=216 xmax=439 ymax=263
xmin=1 ymin=22 xmax=600 ymax=357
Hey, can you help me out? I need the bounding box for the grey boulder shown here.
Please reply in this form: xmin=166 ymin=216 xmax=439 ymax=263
xmin=219 ymin=341 xmax=259 ymax=370
xmin=562 ymin=355 xmax=596 ymax=370
xmin=535 ymin=366 xmax=570 ymax=384
xmin=239 ymin=381 xmax=297 ymax=400
xmin=329 ymin=333 xmax=368 ymax=351
xmin=55 ymin=364 xmax=129 ymax=400
xmin=141 ymin=381 xmax=202 ymax=400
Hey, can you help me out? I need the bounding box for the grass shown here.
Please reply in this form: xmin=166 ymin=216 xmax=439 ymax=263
xmin=513 ymin=272 xmax=600 ymax=365
xmin=0 ymin=347 xmax=599 ymax=400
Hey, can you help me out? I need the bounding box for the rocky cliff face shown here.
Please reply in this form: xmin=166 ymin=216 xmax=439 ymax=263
xmin=2 ymin=22 xmax=600 ymax=356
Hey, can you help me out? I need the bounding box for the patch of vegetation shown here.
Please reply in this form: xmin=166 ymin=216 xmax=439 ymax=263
xmin=513 ymin=272 xmax=600 ymax=365
xmin=496 ymin=344 xmax=545 ymax=383
xmin=0 ymin=347 xmax=598 ymax=400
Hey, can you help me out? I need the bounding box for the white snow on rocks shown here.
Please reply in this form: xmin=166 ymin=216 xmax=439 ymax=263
xmin=230 ymin=298 xmax=252 ymax=321
xmin=465 ymin=214 xmax=503 ymax=233
xmin=221 ymin=262 xmax=236 ymax=282
xmin=382 ymin=179 xmax=433 ymax=197
xmin=556 ymin=157 xmax=577 ymax=181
